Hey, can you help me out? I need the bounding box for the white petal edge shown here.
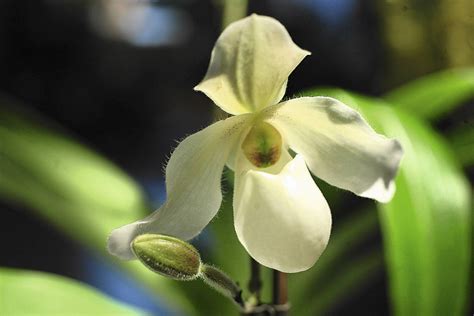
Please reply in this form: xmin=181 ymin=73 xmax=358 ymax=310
xmin=233 ymin=154 xmax=332 ymax=273
xmin=108 ymin=114 xmax=251 ymax=259
xmin=194 ymin=14 xmax=309 ymax=115
xmin=264 ymin=96 xmax=403 ymax=203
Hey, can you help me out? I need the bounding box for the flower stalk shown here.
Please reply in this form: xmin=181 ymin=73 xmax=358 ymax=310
xmin=273 ymin=270 xmax=289 ymax=316
xmin=221 ymin=0 xmax=249 ymax=30
xmin=248 ymin=257 xmax=263 ymax=305
xmin=200 ymin=264 xmax=245 ymax=309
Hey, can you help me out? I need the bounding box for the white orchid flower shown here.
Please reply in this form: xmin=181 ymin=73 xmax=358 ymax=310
xmin=108 ymin=14 xmax=403 ymax=273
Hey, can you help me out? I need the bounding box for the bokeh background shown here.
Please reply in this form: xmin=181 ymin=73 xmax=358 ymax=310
xmin=0 ymin=0 xmax=472 ymax=315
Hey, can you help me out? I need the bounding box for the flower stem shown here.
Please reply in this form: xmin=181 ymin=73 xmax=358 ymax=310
xmin=221 ymin=0 xmax=249 ymax=30
xmin=272 ymin=270 xmax=289 ymax=315
xmin=200 ymin=264 xmax=245 ymax=309
xmin=248 ymin=257 xmax=262 ymax=304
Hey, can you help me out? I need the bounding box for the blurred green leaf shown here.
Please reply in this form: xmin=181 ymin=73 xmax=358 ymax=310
xmin=290 ymin=207 xmax=381 ymax=316
xmin=308 ymin=88 xmax=471 ymax=315
xmin=0 ymin=98 xmax=195 ymax=314
xmin=306 ymin=250 xmax=383 ymax=316
xmin=0 ymin=99 xmax=148 ymax=248
xmin=448 ymin=125 xmax=474 ymax=167
xmin=384 ymin=68 xmax=474 ymax=120
xmin=0 ymin=268 xmax=143 ymax=315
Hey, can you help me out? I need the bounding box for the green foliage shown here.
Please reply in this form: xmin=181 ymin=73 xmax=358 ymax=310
xmin=449 ymin=125 xmax=474 ymax=167
xmin=307 ymin=88 xmax=471 ymax=315
xmin=0 ymin=100 xmax=148 ymax=249
xmin=0 ymin=268 xmax=143 ymax=315
xmin=305 ymin=251 xmax=383 ymax=315
xmin=290 ymin=207 xmax=381 ymax=315
xmin=384 ymin=68 xmax=474 ymax=120
xmin=0 ymin=98 xmax=194 ymax=315
xmin=373 ymin=107 xmax=471 ymax=316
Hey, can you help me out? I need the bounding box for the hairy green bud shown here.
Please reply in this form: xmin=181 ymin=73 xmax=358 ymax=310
xmin=132 ymin=234 xmax=201 ymax=281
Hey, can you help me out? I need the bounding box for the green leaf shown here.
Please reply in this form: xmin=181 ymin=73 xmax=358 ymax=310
xmin=307 ymin=88 xmax=471 ymax=315
xmin=0 ymin=98 xmax=195 ymax=314
xmin=384 ymin=68 xmax=474 ymax=120
xmin=0 ymin=99 xmax=148 ymax=249
xmin=290 ymin=207 xmax=381 ymax=316
xmin=0 ymin=268 xmax=143 ymax=315
xmin=448 ymin=125 xmax=474 ymax=167
xmin=374 ymin=108 xmax=471 ymax=316
xmin=305 ymin=250 xmax=383 ymax=316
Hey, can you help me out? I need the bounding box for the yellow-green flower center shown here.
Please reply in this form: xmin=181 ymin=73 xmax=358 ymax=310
xmin=241 ymin=121 xmax=282 ymax=168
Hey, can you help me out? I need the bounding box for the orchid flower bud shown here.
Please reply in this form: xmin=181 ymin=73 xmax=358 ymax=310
xmin=131 ymin=234 xmax=201 ymax=281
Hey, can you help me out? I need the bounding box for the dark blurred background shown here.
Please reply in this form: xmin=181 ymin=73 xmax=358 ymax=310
xmin=0 ymin=0 xmax=472 ymax=315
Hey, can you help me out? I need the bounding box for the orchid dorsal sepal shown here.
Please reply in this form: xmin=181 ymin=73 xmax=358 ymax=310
xmin=194 ymin=14 xmax=310 ymax=115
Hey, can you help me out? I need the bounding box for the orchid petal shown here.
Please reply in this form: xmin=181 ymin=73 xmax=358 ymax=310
xmin=233 ymin=155 xmax=332 ymax=273
xmin=108 ymin=114 xmax=251 ymax=259
xmin=265 ymin=97 xmax=403 ymax=202
xmin=195 ymin=14 xmax=309 ymax=115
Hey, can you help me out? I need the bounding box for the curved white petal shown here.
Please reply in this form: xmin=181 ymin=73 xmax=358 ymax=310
xmin=108 ymin=114 xmax=251 ymax=259
xmin=194 ymin=14 xmax=310 ymax=115
xmin=265 ymin=97 xmax=403 ymax=203
xmin=233 ymin=155 xmax=332 ymax=273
